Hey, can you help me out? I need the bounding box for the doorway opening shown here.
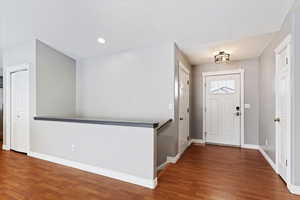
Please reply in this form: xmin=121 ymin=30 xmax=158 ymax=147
xmin=4 ymin=64 xmax=30 ymax=154
xmin=202 ymin=69 xmax=245 ymax=147
xmin=275 ymin=34 xmax=292 ymax=185
xmin=178 ymin=62 xmax=190 ymax=155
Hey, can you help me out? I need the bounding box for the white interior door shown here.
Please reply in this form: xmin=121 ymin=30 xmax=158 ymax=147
xmin=276 ymin=46 xmax=290 ymax=183
xmin=11 ymin=70 xmax=29 ymax=153
xmin=205 ymin=74 xmax=241 ymax=146
xmin=178 ymin=66 xmax=190 ymax=154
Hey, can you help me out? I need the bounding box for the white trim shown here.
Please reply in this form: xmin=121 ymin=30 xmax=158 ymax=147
xmin=202 ymin=69 xmax=245 ymax=146
xmin=28 ymin=151 xmax=157 ymax=189
xmin=275 ymin=35 xmax=292 ymax=54
xmin=202 ymin=69 xmax=244 ymax=77
xmin=242 ymin=144 xmax=259 ymax=150
xmin=179 ymin=61 xmax=190 ymax=75
xmin=2 ymin=144 xmax=10 ymax=151
xmin=191 ymin=139 xmax=205 ymax=144
xmin=287 ymin=184 xmax=300 ymax=195
xmin=167 ymin=140 xmax=192 ymax=164
xmin=157 ymin=161 xmax=168 ymax=171
xmin=259 ymin=147 xmax=277 ymax=173
xmin=178 ymin=62 xmax=191 ymax=156
xmin=274 ymin=34 xmax=292 ymax=185
xmin=167 ymin=153 xmax=181 ymax=164
xmin=4 ymin=64 xmax=30 ymax=153
xmin=240 ymin=70 xmax=245 ymax=147
xmin=202 ymin=75 xmax=206 ymax=143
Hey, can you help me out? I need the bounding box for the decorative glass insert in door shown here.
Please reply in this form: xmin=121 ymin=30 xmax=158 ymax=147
xmin=210 ymin=80 xmax=235 ymax=94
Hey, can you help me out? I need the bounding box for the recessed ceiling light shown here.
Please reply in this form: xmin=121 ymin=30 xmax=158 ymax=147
xmin=97 ymin=37 xmax=106 ymax=44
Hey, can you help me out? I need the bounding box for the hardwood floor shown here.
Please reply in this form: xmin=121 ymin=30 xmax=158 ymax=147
xmin=0 ymin=144 xmax=299 ymax=200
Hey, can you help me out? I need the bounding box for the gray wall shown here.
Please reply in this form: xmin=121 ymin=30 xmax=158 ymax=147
xmin=293 ymin=3 xmax=300 ymax=186
xmin=76 ymin=44 xmax=191 ymax=166
xmin=259 ymin=5 xmax=294 ymax=163
xmin=0 ymin=50 xmax=3 ymax=140
xmin=77 ymin=43 xmax=177 ymax=166
xmin=0 ymin=49 xmax=2 ymax=67
xmin=259 ymin=2 xmax=300 ymax=186
xmin=31 ymin=120 xmax=157 ymax=182
xmin=76 ymin=43 xmax=174 ymax=120
xmin=36 ymin=40 xmax=76 ymax=116
xmin=157 ymin=45 xmax=192 ymax=166
xmin=2 ymin=40 xmax=157 ymax=185
xmin=191 ymin=58 xmax=260 ymax=145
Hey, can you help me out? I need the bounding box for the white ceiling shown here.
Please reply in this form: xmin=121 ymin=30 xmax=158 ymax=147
xmin=1 ymin=0 xmax=296 ymax=61
xmin=181 ymin=33 xmax=275 ymax=65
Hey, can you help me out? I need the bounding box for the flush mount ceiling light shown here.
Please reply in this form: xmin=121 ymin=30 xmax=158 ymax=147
xmin=97 ymin=37 xmax=106 ymax=44
xmin=214 ymin=51 xmax=230 ymax=64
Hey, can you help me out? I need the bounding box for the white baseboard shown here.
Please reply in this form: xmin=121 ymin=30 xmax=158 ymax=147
xmin=258 ymin=147 xmax=277 ymax=173
xmin=191 ymin=139 xmax=205 ymax=144
xmin=2 ymin=144 xmax=9 ymax=151
xmin=28 ymin=151 xmax=157 ymax=189
xmin=242 ymin=144 xmax=259 ymax=150
xmin=157 ymin=161 xmax=168 ymax=171
xmin=288 ymin=184 xmax=300 ymax=195
xmin=167 ymin=140 xmax=192 ymax=164
xmin=167 ymin=153 xmax=181 ymax=164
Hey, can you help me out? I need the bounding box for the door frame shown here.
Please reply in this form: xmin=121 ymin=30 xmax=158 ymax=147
xmin=274 ymin=34 xmax=292 ymax=184
xmin=3 ymin=64 xmax=30 ymax=153
xmin=178 ymin=61 xmax=190 ymax=154
xmin=202 ymin=69 xmax=245 ymax=146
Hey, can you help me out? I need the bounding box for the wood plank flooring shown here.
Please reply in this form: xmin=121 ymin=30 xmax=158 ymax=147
xmin=0 ymin=144 xmax=299 ymax=200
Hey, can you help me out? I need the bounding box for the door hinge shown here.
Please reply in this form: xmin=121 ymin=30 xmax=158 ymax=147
xmin=187 ymin=108 xmax=190 ymax=113
xmin=286 ymin=160 xmax=288 ymax=167
xmin=286 ymin=57 xmax=289 ymax=65
xmin=187 ymin=80 xmax=190 ymax=85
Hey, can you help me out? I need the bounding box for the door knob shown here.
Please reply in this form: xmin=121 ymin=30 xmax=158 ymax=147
xmin=180 ymin=117 xmax=184 ymax=120
xmin=274 ymin=118 xmax=280 ymax=122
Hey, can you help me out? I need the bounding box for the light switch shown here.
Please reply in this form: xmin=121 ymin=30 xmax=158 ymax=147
xmin=245 ymin=104 xmax=251 ymax=109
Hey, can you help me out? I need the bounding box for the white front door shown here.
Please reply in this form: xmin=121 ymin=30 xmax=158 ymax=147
xmin=178 ymin=65 xmax=190 ymax=153
xmin=11 ymin=70 xmax=29 ymax=153
xmin=205 ymin=74 xmax=241 ymax=146
xmin=276 ymin=45 xmax=290 ymax=183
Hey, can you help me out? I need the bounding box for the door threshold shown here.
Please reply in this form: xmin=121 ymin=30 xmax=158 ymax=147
xmin=206 ymin=142 xmax=240 ymax=148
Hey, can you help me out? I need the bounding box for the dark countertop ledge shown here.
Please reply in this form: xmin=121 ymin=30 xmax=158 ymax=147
xmin=34 ymin=116 xmax=172 ymax=129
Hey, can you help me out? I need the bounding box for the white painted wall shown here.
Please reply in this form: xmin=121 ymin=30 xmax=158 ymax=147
xmin=76 ymin=43 xmax=180 ymax=166
xmin=192 ymin=58 xmax=260 ymax=145
xmin=2 ymin=40 xmax=160 ymax=188
xmin=30 ymin=120 xmax=157 ymax=187
xmin=36 ymin=40 xmax=76 ymax=116
xmin=76 ymin=43 xmax=174 ymax=120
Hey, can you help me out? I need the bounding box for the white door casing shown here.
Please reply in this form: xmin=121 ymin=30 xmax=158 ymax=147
xmin=275 ymin=35 xmax=292 ymax=184
xmin=11 ymin=70 xmax=29 ymax=153
xmin=4 ymin=64 xmax=30 ymax=153
xmin=178 ymin=63 xmax=190 ymax=154
xmin=203 ymin=69 xmax=245 ymax=147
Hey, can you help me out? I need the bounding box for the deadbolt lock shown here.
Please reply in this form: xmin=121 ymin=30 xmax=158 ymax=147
xmin=274 ymin=118 xmax=280 ymax=122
